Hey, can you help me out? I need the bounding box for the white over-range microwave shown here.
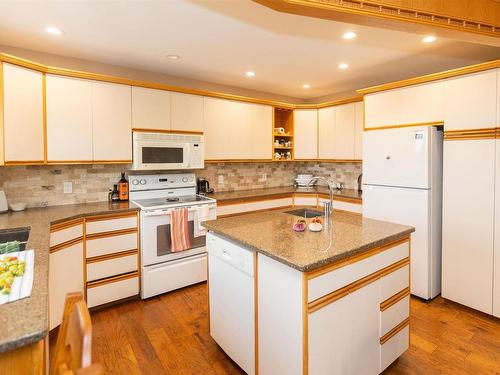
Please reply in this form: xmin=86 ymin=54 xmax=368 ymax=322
xmin=132 ymin=131 xmax=204 ymax=170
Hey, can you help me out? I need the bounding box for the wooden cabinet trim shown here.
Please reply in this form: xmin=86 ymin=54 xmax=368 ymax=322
xmin=444 ymin=127 xmax=497 ymax=141
xmin=318 ymin=193 xmax=362 ymax=204
xmin=86 ymin=271 xmax=138 ymax=288
xmin=364 ymin=120 xmax=444 ymax=132
xmin=380 ymin=317 xmax=410 ymax=345
xmin=86 ymin=249 xmax=138 ymax=264
xmin=85 ymin=227 xmax=137 ymax=240
xmin=306 ymin=237 xmax=410 ymax=280
xmin=85 ymin=211 xmax=138 ymax=222
xmin=380 ymin=287 xmax=410 ymax=312
xmin=217 ymin=193 xmax=293 ymax=206
xmin=132 ymin=127 xmax=203 ymax=135
xmin=217 ymin=205 xmax=293 ymax=219
xmin=307 ymin=257 xmax=410 ymax=314
xmin=50 ymin=218 xmax=84 ymax=232
xmin=49 ymin=237 xmax=83 ymax=253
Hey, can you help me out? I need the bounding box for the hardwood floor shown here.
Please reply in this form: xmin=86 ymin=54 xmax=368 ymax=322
xmin=50 ymin=282 xmax=500 ymax=374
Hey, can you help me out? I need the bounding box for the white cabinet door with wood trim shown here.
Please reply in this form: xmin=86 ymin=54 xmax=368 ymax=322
xmin=364 ymin=81 xmax=444 ymax=129
xmin=318 ymin=106 xmax=335 ymax=159
xmin=442 ymin=139 xmax=495 ymax=314
xmin=92 ymin=81 xmax=132 ymax=161
xmin=494 ymin=138 xmax=500 ymax=318
xmin=204 ymin=97 xmax=271 ymax=160
xmin=171 ymin=92 xmax=204 ymax=132
xmin=131 ymin=86 xmax=171 ymax=131
xmin=443 ymin=70 xmax=497 ymax=131
xmin=46 ymin=75 xmax=93 ymax=162
xmin=354 ymin=101 xmax=363 ymax=160
xmin=294 ymin=109 xmax=317 ymax=160
xmin=2 ymin=63 xmax=44 ymax=163
xmin=334 ymin=103 xmax=355 ymax=160
xmin=49 ymin=242 xmax=84 ymax=330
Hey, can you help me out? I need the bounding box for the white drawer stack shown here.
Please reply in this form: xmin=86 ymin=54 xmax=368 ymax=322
xmin=85 ymin=212 xmax=140 ymax=308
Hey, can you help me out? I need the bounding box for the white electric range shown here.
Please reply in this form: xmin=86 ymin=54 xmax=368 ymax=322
xmin=129 ymin=173 xmax=217 ymax=299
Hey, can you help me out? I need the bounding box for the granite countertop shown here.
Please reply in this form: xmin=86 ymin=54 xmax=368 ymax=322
xmin=0 ymin=201 xmax=139 ymax=353
xmin=208 ymin=186 xmax=362 ymax=203
xmin=203 ymin=208 xmax=414 ymax=272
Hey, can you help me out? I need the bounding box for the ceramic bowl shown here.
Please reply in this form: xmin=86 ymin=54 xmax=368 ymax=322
xmin=9 ymin=202 xmax=27 ymax=212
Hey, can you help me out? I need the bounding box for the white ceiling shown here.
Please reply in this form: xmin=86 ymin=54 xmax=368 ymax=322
xmin=0 ymin=0 xmax=499 ymax=100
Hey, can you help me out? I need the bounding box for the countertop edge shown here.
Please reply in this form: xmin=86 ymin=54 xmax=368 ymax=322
xmin=204 ymin=225 xmax=415 ymax=272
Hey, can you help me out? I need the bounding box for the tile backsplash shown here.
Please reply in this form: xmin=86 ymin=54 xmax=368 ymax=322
xmin=0 ymin=162 xmax=362 ymax=208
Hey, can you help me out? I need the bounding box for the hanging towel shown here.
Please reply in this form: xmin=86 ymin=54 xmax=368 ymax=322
xmin=170 ymin=208 xmax=191 ymax=252
xmin=194 ymin=205 xmax=210 ymax=238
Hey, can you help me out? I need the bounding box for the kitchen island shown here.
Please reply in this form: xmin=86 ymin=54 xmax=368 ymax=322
xmin=203 ymin=208 xmax=414 ymax=375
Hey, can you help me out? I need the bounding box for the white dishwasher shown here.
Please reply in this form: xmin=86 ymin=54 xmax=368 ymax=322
xmin=207 ymin=232 xmax=255 ymax=375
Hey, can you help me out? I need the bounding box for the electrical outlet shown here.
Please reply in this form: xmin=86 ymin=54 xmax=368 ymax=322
xmin=63 ymin=181 xmax=73 ymax=194
xmin=218 ymin=175 xmax=224 ymax=184
xmin=261 ymin=173 xmax=267 ymax=182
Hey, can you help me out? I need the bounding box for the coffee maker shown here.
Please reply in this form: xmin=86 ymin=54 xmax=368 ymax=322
xmin=197 ymin=178 xmax=213 ymax=195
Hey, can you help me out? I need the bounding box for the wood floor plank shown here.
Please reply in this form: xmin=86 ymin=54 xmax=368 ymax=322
xmin=50 ymin=284 xmax=499 ymax=374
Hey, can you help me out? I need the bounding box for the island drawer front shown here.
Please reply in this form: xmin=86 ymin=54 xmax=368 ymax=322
xmin=217 ymin=197 xmax=293 ymax=217
xmin=86 ymin=274 xmax=139 ymax=308
xmin=86 ymin=253 xmax=138 ymax=282
xmin=308 ymin=240 xmax=409 ymax=303
xmin=86 ymin=232 xmax=138 ymax=258
xmin=86 ymin=214 xmax=138 ymax=235
xmin=380 ymin=295 xmax=410 ymax=337
xmin=380 ymin=265 xmax=409 ymax=302
xmin=50 ymin=223 xmax=83 ymax=247
xmin=380 ymin=325 xmax=409 ymax=372
xmin=294 ymin=195 xmax=317 ymax=206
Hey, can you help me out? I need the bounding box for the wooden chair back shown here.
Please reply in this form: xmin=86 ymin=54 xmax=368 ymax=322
xmin=50 ymin=292 xmax=103 ymax=375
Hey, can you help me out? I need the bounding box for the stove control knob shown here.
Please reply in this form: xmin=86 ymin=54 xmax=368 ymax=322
xmin=140 ymin=179 xmax=147 ymax=185
xmin=182 ymin=177 xmax=188 ymax=182
xmin=132 ymin=179 xmax=139 ymax=185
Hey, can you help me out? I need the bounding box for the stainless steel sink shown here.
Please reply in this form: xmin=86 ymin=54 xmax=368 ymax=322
xmin=0 ymin=227 xmax=30 ymax=253
xmin=284 ymin=208 xmax=323 ymax=219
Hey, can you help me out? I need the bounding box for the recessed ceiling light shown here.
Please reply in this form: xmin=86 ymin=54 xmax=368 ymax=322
xmin=302 ymin=83 xmax=311 ymax=89
xmin=343 ymin=31 xmax=357 ymax=40
xmin=338 ymin=63 xmax=349 ymax=70
xmin=422 ymin=35 xmax=437 ymax=43
xmin=166 ymin=54 xmax=180 ymax=60
xmin=45 ymin=26 xmax=63 ymax=35
xmin=245 ymin=71 xmax=256 ymax=78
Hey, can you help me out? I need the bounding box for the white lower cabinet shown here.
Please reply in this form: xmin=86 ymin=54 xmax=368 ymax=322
xmin=86 ymin=275 xmax=139 ymax=308
xmin=309 ymin=281 xmax=380 ymax=375
xmin=49 ymin=241 xmax=84 ymax=330
xmin=442 ymin=139 xmax=495 ymax=314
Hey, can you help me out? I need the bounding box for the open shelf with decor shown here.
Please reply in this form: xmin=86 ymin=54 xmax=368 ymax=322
xmin=273 ymin=107 xmax=294 ymax=161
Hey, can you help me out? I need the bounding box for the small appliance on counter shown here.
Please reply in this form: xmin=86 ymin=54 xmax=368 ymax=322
xmin=294 ymin=174 xmax=314 ymax=187
xmin=197 ymin=178 xmax=214 ymax=195
xmin=0 ymin=191 xmax=8 ymax=213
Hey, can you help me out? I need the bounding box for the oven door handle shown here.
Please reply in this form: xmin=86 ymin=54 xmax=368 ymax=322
xmin=143 ymin=207 xmax=199 ymax=217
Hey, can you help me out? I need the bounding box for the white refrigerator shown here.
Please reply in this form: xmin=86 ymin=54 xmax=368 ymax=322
xmin=363 ymin=126 xmax=443 ymax=300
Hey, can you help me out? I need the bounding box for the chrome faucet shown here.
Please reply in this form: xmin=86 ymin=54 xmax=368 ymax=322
xmin=307 ymin=176 xmax=337 ymax=226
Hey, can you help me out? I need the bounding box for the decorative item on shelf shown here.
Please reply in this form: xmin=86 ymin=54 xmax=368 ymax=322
xmin=274 ymin=140 xmax=281 ymax=147
xmin=274 ymin=152 xmax=282 ymax=160
xmin=285 ymin=151 xmax=292 ymax=160
xmin=284 ymin=140 xmax=292 ymax=147
xmin=274 ymin=127 xmax=285 ymax=134
xmin=118 ymin=172 xmax=129 ymax=201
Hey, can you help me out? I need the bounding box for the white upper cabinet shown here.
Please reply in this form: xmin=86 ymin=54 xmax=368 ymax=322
xmin=204 ymin=97 xmax=271 ymax=160
xmin=92 ymin=81 xmax=132 ymax=161
xmin=354 ymin=101 xmax=363 ymax=160
xmin=318 ymin=106 xmax=335 ymax=159
xmin=333 ymin=103 xmax=355 ymax=160
xmin=171 ymin=92 xmax=204 ymax=132
xmin=443 ymin=70 xmax=497 ymax=131
xmin=46 ymin=75 xmax=93 ymax=162
xmin=364 ymin=81 xmax=444 ymax=129
xmin=131 ymin=86 xmax=171 ymax=131
xmin=294 ymin=109 xmax=318 ymax=160
xmin=2 ymin=63 xmax=44 ymax=163
xmin=318 ymin=102 xmax=360 ymax=160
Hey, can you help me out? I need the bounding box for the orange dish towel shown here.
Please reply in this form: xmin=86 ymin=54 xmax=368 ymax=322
xmin=170 ymin=208 xmax=191 ymax=252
